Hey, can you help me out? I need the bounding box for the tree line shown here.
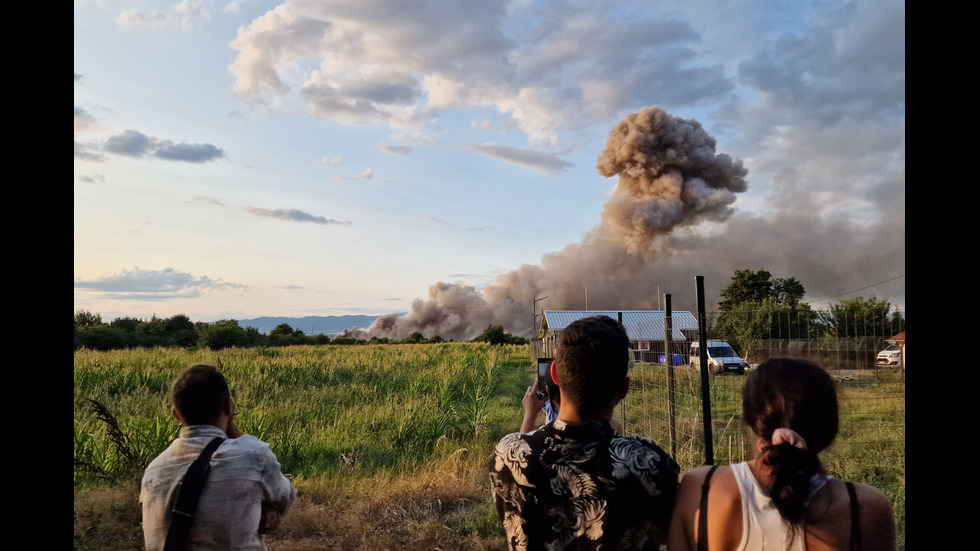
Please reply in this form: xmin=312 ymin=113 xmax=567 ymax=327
xmin=716 ymin=269 xmax=906 ymax=357
xmin=73 ymin=312 xmax=527 ymax=351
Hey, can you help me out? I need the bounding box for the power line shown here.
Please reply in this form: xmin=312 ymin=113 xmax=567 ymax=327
xmin=805 ymin=274 xmax=905 ymax=305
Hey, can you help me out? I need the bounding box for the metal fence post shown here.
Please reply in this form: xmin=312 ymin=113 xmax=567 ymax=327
xmin=665 ymin=294 xmax=677 ymax=460
xmin=696 ymin=276 xmax=714 ymax=465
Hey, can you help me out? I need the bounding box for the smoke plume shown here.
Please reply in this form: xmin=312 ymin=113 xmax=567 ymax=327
xmin=362 ymin=106 xmax=751 ymax=340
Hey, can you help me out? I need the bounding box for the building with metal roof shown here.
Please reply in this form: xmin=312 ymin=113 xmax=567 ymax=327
xmin=534 ymin=310 xmax=700 ymax=361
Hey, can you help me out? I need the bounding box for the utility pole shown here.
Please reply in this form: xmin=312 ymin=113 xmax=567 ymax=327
xmin=532 ymin=295 xmax=549 ymax=333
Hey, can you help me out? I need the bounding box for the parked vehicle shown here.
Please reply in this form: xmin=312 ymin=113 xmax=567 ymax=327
xmin=690 ymin=340 xmax=747 ymax=374
xmin=876 ymin=345 xmax=902 ymax=366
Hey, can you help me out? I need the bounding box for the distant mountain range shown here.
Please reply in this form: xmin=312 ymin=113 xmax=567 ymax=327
xmin=238 ymin=315 xmax=381 ymax=336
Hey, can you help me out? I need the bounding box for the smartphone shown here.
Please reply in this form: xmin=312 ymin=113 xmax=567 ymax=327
xmin=536 ymin=357 xmax=553 ymax=398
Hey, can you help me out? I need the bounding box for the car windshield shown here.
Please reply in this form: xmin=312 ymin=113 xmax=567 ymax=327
xmin=884 ymin=345 xmax=900 ymax=351
xmin=708 ymin=346 xmax=737 ymax=357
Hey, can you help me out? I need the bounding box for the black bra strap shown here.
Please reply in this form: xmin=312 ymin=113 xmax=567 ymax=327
xmin=698 ymin=466 xmax=720 ymax=551
xmin=845 ymin=481 xmax=861 ymax=551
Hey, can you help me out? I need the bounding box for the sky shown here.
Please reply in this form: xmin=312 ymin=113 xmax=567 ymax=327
xmin=74 ymin=0 xmax=905 ymax=337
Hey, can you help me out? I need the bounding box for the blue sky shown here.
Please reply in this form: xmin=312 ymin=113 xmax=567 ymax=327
xmin=74 ymin=0 xmax=905 ymax=337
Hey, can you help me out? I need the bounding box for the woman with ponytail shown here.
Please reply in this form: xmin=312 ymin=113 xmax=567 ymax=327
xmin=668 ymin=358 xmax=895 ymax=551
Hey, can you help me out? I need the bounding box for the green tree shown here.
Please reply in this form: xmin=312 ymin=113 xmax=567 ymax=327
xmin=74 ymin=310 xmax=103 ymax=327
xmin=197 ymin=320 xmax=248 ymax=350
xmin=109 ymin=317 xmax=142 ymax=333
xmin=720 ymin=299 xmax=779 ymax=359
xmin=718 ymin=269 xmax=816 ymax=342
xmin=821 ymin=297 xmax=905 ymax=337
xmin=270 ymin=323 xmax=296 ymax=337
xmin=165 ymin=314 xmax=198 ymax=347
xmin=472 ymin=325 xmax=527 ymax=345
xmin=719 ymin=269 xmax=775 ymax=310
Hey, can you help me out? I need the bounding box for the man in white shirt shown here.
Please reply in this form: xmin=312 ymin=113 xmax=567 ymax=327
xmin=140 ymin=364 xmax=297 ymax=551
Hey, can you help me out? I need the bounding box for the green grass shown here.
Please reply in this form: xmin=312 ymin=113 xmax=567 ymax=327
xmin=74 ymin=345 xmax=905 ymax=549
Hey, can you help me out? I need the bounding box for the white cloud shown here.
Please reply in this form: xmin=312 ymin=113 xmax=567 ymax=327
xmin=74 ymin=267 xmax=244 ymax=299
xmin=461 ymin=143 xmax=571 ymax=174
xmin=191 ymin=195 xmax=225 ymax=205
xmin=321 ymin=156 xmax=343 ymax=167
xmin=103 ymin=130 xmax=226 ymax=163
xmin=376 ymin=144 xmax=411 ymax=156
xmin=245 ymin=207 xmax=352 ymax=225
xmin=334 ymin=168 xmax=374 ymax=181
xmin=227 ymin=1 xmax=729 ymax=146
xmin=117 ymin=0 xmax=208 ymax=29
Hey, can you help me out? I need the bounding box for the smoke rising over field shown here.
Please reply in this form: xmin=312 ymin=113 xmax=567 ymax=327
xmin=364 ymin=107 xmax=755 ymax=340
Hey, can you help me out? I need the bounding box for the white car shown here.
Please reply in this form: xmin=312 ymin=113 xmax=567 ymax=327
xmin=875 ymin=345 xmax=902 ymax=366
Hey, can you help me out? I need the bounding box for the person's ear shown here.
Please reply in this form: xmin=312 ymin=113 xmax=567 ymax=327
xmin=615 ymin=377 xmax=630 ymax=401
xmin=223 ymin=397 xmax=235 ymax=417
xmin=171 ymin=407 xmax=185 ymax=424
xmin=550 ymin=361 xmax=560 ymax=386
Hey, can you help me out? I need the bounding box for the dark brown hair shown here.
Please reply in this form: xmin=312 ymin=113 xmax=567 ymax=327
xmin=742 ymin=358 xmax=839 ymax=523
xmin=555 ymin=316 xmax=629 ymax=416
xmin=171 ymin=364 xmax=231 ymax=426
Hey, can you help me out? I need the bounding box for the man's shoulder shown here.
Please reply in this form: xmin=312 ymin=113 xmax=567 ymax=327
xmin=221 ymin=434 xmax=272 ymax=452
xmin=610 ymin=434 xmax=674 ymax=462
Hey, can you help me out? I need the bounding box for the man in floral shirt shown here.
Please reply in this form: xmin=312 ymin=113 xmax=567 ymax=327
xmin=490 ymin=316 xmax=678 ymax=550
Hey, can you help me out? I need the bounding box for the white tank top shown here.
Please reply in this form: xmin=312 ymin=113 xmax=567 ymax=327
xmin=730 ymin=462 xmax=830 ymax=551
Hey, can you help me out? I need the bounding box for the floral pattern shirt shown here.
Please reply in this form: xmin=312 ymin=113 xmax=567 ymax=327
xmin=490 ymin=419 xmax=678 ymax=551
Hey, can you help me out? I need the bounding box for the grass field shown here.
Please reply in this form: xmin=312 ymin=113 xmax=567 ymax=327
xmin=74 ymin=344 xmax=905 ymax=550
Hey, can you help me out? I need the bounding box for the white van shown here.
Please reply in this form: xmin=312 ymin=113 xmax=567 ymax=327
xmin=690 ymin=340 xmax=746 ymax=374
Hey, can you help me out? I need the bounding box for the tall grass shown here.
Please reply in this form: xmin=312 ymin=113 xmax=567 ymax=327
xmin=75 ymin=345 xmax=904 ymax=549
xmin=74 ymin=344 xmax=528 ymax=482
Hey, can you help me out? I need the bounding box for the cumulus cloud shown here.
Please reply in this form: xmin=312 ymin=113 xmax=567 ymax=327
xmin=117 ymin=0 xmax=208 ymax=29
xmin=74 ymin=267 xmax=244 ymax=299
xmin=103 ymin=130 xmax=226 ymax=163
xmin=321 ymin=156 xmax=343 ymax=167
xmin=227 ymin=1 xmax=730 ymax=145
xmin=245 ymin=207 xmax=352 ymax=225
xmin=376 ymin=144 xmax=412 ymax=156
xmin=461 ymin=143 xmax=571 ymax=174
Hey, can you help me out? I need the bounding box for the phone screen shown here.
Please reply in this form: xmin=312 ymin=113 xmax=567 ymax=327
xmin=536 ymin=357 xmax=553 ymax=395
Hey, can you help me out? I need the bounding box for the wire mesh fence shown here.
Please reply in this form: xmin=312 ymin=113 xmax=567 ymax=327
xmin=620 ymin=309 xmax=905 ymax=548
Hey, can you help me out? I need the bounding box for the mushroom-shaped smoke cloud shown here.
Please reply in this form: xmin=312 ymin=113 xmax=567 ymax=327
xmin=361 ymin=106 xmax=748 ymax=340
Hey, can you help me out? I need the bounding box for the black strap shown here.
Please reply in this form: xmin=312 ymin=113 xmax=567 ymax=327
xmin=697 ymin=466 xmax=720 ymax=551
xmin=845 ymin=481 xmax=861 ymax=551
xmin=164 ymin=437 xmax=225 ymax=551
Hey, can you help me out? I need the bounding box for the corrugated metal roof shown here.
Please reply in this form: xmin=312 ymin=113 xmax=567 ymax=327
xmin=542 ymin=310 xmax=698 ymax=341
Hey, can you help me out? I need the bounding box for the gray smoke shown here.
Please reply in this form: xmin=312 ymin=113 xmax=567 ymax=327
xmin=363 ymin=106 xmax=754 ymax=340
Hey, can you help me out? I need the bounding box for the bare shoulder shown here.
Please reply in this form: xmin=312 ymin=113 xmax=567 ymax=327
xmin=669 ymin=465 xmax=741 ymax=551
xmin=852 ymin=482 xmax=896 ymax=551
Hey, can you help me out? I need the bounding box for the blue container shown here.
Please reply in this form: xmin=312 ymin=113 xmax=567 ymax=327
xmin=658 ymin=354 xmax=684 ymax=365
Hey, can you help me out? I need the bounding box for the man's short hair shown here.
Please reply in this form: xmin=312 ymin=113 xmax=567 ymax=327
xmin=171 ymin=364 xmax=231 ymax=425
xmin=555 ymin=316 xmax=630 ymax=416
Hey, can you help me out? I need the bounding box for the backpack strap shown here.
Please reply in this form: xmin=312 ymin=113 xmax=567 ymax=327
xmin=164 ymin=437 xmax=225 ymax=551
xmin=845 ymin=481 xmax=861 ymax=551
xmin=697 ymin=466 xmax=720 ymax=551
